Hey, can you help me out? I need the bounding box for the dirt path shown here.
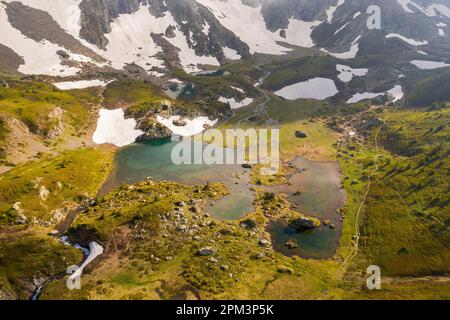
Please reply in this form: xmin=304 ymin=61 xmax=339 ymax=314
xmin=237 ymin=63 xmax=279 ymax=128
xmin=333 ymin=117 xmax=385 ymax=281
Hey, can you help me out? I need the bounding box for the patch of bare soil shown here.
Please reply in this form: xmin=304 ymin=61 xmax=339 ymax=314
xmin=4 ymin=117 xmax=54 ymax=165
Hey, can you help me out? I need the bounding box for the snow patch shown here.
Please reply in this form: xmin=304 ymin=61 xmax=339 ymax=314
xmin=93 ymin=109 xmax=143 ymax=147
xmin=68 ymin=242 xmax=104 ymax=284
xmin=202 ymin=21 xmax=211 ymax=35
xmin=396 ymin=0 xmax=415 ymax=13
xmin=223 ymin=47 xmax=241 ymax=60
xmin=334 ymin=21 xmax=350 ymax=35
xmin=157 ymin=115 xmax=218 ymax=137
xmin=387 ymin=85 xmax=404 ymax=103
xmin=219 ymin=97 xmax=254 ymax=109
xmin=386 ymin=33 xmax=428 ymax=46
xmin=284 ymin=18 xmax=322 ymax=48
xmin=426 ymin=4 xmax=450 ymax=18
xmin=326 ymin=0 xmax=346 ymax=23
xmin=274 ymin=78 xmax=338 ymax=100
xmin=336 ymin=64 xmax=368 ymax=82
xmin=53 ymin=79 xmax=111 ymax=90
xmin=230 ymin=86 xmax=245 ymax=94
xmin=323 ymin=36 xmax=360 ymax=59
xmin=410 ymin=60 xmax=450 ymax=69
xmin=346 ymin=92 xmax=384 ymax=104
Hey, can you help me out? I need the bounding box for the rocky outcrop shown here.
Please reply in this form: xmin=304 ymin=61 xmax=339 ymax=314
xmin=79 ymin=0 xmax=250 ymax=61
xmin=79 ymin=0 xmax=143 ymax=49
xmin=0 ymin=43 xmax=24 ymax=74
xmin=136 ymin=118 xmax=172 ymax=141
xmin=288 ymin=213 xmax=321 ymax=230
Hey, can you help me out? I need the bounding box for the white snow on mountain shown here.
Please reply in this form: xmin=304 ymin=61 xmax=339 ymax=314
xmin=274 ymin=78 xmax=338 ymax=100
xmin=284 ymin=18 xmax=322 ymax=48
xmin=0 ymin=1 xmax=221 ymax=75
xmin=334 ymin=21 xmax=350 ymax=35
xmin=396 ymin=0 xmax=415 ymax=13
xmin=166 ymin=25 xmax=220 ymax=72
xmin=100 ymin=5 xmax=219 ymax=73
xmin=2 ymin=0 xmax=83 ymax=38
xmin=386 ymin=33 xmax=428 ymax=46
xmin=346 ymin=92 xmax=384 ymax=104
xmin=202 ymin=21 xmax=211 ymax=35
xmin=93 ymin=109 xmax=143 ymax=147
xmin=410 ymin=59 xmax=450 ymax=69
xmin=396 ymin=0 xmax=450 ymax=18
xmin=230 ymin=86 xmax=245 ymax=93
xmin=223 ymin=47 xmax=241 ymax=60
xmin=157 ymin=115 xmax=218 ymax=137
xmin=387 ymin=85 xmax=404 ymax=102
xmin=326 ymin=0 xmax=346 ymax=23
xmin=336 ymin=64 xmax=368 ymax=82
xmin=99 ymin=5 xmax=165 ymax=72
xmin=196 ymin=0 xmax=290 ymax=55
xmin=196 ymin=0 xmax=321 ymax=54
xmin=324 ymin=36 xmax=360 ymax=59
xmin=347 ymin=85 xmax=403 ymax=104
xmin=219 ymin=97 xmax=254 ymax=109
xmin=426 ymin=4 xmax=450 ymax=18
xmin=53 ymin=79 xmax=112 ymax=90
xmin=0 ymin=3 xmax=83 ymax=76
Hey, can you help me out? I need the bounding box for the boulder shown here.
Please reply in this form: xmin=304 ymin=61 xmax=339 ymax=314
xmin=198 ymin=247 xmax=215 ymax=256
xmin=240 ymin=219 xmax=257 ymax=230
xmin=259 ymin=239 xmax=270 ymax=247
xmin=277 ymin=265 xmax=294 ymax=275
xmin=172 ymin=119 xmax=187 ymax=127
xmin=286 ymin=239 xmax=298 ymax=249
xmin=295 ymin=131 xmax=308 ymax=138
xmin=165 ymin=25 xmax=176 ymax=38
xmin=56 ymin=50 xmax=70 ymax=59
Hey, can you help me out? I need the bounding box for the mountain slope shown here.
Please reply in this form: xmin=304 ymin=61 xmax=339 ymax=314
xmin=0 ymin=0 xmax=449 ymax=78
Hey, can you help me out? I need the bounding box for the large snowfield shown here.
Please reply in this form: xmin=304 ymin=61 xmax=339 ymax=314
xmin=93 ymin=109 xmax=143 ymax=147
xmin=274 ymin=78 xmax=339 ymax=100
xmin=410 ymin=60 xmax=450 ymax=70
